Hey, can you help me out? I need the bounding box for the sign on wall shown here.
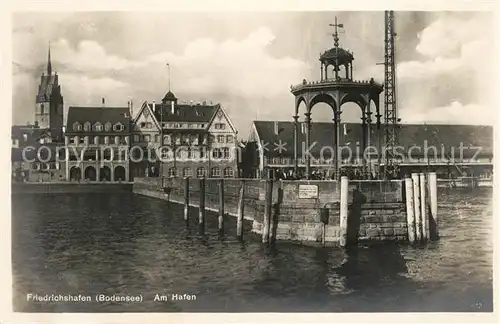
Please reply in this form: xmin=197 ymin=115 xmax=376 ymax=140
xmin=298 ymin=184 xmax=319 ymax=199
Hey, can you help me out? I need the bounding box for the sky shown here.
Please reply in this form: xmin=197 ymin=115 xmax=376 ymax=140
xmin=12 ymin=11 xmax=494 ymax=138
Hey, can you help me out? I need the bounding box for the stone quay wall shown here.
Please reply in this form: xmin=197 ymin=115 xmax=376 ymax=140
xmin=133 ymin=177 xmax=408 ymax=244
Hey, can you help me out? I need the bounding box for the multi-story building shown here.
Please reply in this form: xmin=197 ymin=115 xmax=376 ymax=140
xmin=64 ymin=103 xmax=131 ymax=182
xmin=130 ymin=90 xmax=239 ymax=179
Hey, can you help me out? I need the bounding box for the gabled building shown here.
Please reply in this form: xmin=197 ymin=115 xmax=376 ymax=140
xmin=130 ymin=90 xmax=239 ymax=179
xmin=246 ymin=120 xmax=493 ymax=179
xmin=65 ymin=103 xmax=131 ymax=182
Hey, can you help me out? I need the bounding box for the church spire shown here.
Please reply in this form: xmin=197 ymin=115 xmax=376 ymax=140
xmin=47 ymin=42 xmax=52 ymax=76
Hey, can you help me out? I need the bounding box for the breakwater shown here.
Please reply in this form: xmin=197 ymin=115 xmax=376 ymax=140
xmin=133 ymin=175 xmax=438 ymax=245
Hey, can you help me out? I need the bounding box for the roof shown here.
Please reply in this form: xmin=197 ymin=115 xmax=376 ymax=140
xmin=66 ymin=107 xmax=131 ymax=135
xmin=319 ymin=47 xmax=354 ymax=65
xmin=252 ymin=121 xmax=493 ymax=158
xmin=11 ymin=125 xmax=49 ymax=143
xmin=162 ymin=91 xmax=177 ymax=102
xmin=150 ymin=103 xmax=219 ymax=123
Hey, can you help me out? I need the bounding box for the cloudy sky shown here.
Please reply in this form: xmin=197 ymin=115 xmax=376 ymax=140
xmin=12 ymin=11 xmax=493 ymax=137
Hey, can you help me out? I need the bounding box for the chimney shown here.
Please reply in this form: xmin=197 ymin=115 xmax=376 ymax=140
xmin=130 ymin=99 xmax=133 ymax=116
xmin=274 ymin=121 xmax=279 ymax=135
xmin=152 ymin=100 xmax=156 ymax=112
xmin=102 ymin=97 xmax=105 ymax=107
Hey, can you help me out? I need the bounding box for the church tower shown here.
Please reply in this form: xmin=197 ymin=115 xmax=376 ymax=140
xmin=35 ymin=44 xmax=64 ymax=141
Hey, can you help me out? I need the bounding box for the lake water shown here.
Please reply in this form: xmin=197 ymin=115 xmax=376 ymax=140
xmin=11 ymin=188 xmax=493 ymax=312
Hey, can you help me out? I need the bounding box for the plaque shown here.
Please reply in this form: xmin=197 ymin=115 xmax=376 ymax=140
xmin=298 ymin=184 xmax=319 ymax=199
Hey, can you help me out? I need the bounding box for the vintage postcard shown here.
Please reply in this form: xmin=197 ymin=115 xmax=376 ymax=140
xmin=4 ymin=1 xmax=497 ymax=323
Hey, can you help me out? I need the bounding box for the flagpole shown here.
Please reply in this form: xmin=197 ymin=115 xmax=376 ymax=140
xmin=167 ymin=63 xmax=171 ymax=91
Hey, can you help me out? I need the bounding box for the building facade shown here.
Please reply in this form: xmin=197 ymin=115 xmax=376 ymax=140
xmin=65 ymin=105 xmax=131 ymax=182
xmin=130 ymin=90 xmax=239 ymax=179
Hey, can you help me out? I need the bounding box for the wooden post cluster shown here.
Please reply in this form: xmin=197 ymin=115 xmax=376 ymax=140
xmin=218 ymin=178 xmax=225 ymax=235
xmin=412 ymin=173 xmax=422 ymax=241
xmin=262 ymin=179 xmax=273 ymax=244
xmin=405 ymin=172 xmax=439 ymax=244
xmin=339 ymin=176 xmax=349 ymax=248
xmin=198 ymin=177 xmax=206 ymax=235
xmin=184 ymin=177 xmax=190 ymax=227
xmin=404 ymin=177 xmax=416 ymax=244
xmin=427 ymin=172 xmax=439 ymax=240
xmin=236 ymin=181 xmax=245 ymax=240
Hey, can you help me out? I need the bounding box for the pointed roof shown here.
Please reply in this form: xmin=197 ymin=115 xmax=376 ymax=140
xmin=162 ymin=90 xmax=177 ymax=103
xmin=47 ymin=43 xmax=52 ymax=76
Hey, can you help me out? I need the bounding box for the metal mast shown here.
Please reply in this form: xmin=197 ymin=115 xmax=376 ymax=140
xmin=383 ymin=10 xmax=399 ymax=178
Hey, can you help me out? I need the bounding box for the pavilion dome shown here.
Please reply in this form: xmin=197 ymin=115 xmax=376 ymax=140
xmin=319 ymin=47 xmax=354 ymax=66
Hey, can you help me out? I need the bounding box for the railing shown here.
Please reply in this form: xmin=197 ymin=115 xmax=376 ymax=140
xmin=264 ymin=156 xmax=493 ymax=166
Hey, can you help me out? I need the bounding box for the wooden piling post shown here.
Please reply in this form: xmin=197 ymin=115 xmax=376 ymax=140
xmin=405 ymin=177 xmax=416 ymax=244
xmin=218 ymin=178 xmax=224 ymax=235
xmin=339 ymin=176 xmax=349 ymax=248
xmin=198 ymin=177 xmax=206 ymax=235
xmin=184 ymin=177 xmax=190 ymax=226
xmin=419 ymin=173 xmax=428 ymax=241
xmin=236 ymin=181 xmax=245 ymax=240
xmin=427 ymin=172 xmax=439 ymax=240
xmin=262 ymin=179 xmax=273 ymax=244
xmin=412 ymin=173 xmax=422 ymax=242
xmin=269 ymin=186 xmax=282 ymax=246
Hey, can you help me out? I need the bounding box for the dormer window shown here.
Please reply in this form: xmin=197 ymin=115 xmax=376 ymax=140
xmin=93 ymin=122 xmax=103 ymax=132
xmin=73 ymin=122 xmax=81 ymax=131
xmin=113 ymin=122 xmax=124 ymax=132
xmin=84 ymin=122 xmax=91 ymax=132
xmin=105 ymin=122 xmax=112 ymax=132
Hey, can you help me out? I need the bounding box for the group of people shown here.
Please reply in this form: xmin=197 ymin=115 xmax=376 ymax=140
xmin=266 ymin=166 xmax=385 ymax=181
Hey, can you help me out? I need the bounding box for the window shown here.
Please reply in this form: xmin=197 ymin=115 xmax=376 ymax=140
xmin=176 ymin=148 xmax=182 ymax=158
xmin=175 ymin=135 xmax=181 ymax=145
xmin=212 ymin=148 xmax=221 ymax=159
xmin=73 ymin=122 xmax=81 ymax=131
xmin=168 ymin=168 xmax=177 ymax=177
xmin=211 ymin=167 xmax=220 ymax=177
xmin=196 ymin=167 xmax=206 ymax=178
xmin=113 ymin=123 xmax=124 ymax=132
xmin=217 ymin=135 xmax=224 ymax=143
xmin=93 ymin=122 xmax=103 ymax=131
xmin=69 ymin=137 xmax=75 ymax=144
xmin=143 ymin=135 xmax=151 ymax=142
xmin=164 ymin=135 xmax=171 ymax=144
xmin=147 ymin=122 xmax=153 ymax=128
xmin=154 ymin=134 xmax=160 ymax=142
xmin=84 ymin=122 xmax=91 ymax=132
xmin=226 ymin=135 xmax=234 ymax=143
xmin=215 ymin=123 xmax=226 ymax=130
xmin=181 ymin=134 xmax=188 ymax=144
xmin=190 ymin=135 xmax=198 ymax=144
xmin=31 ymin=162 xmax=38 ymax=170
xmin=223 ymin=147 xmax=230 ymax=159
xmin=187 ymin=147 xmax=193 ymax=159
xmin=105 ymin=122 xmax=112 ymax=132
xmin=140 ymin=122 xmax=146 ymax=128
xmin=133 ymin=135 xmax=140 ymax=142
xmin=94 ymin=136 xmax=99 ymax=145
xmin=200 ymin=147 xmax=206 ymax=159
xmin=182 ymin=168 xmax=192 ymax=177
xmin=104 ymin=136 xmax=109 ymax=145
xmin=115 ymin=136 xmax=120 ymax=144
xmin=223 ymin=167 xmax=234 ymax=178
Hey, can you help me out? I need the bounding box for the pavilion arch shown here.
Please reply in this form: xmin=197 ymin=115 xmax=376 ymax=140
xmin=309 ymin=93 xmax=338 ymax=115
xmin=294 ymin=96 xmax=308 ymax=117
xmin=339 ymin=93 xmax=367 ymax=112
